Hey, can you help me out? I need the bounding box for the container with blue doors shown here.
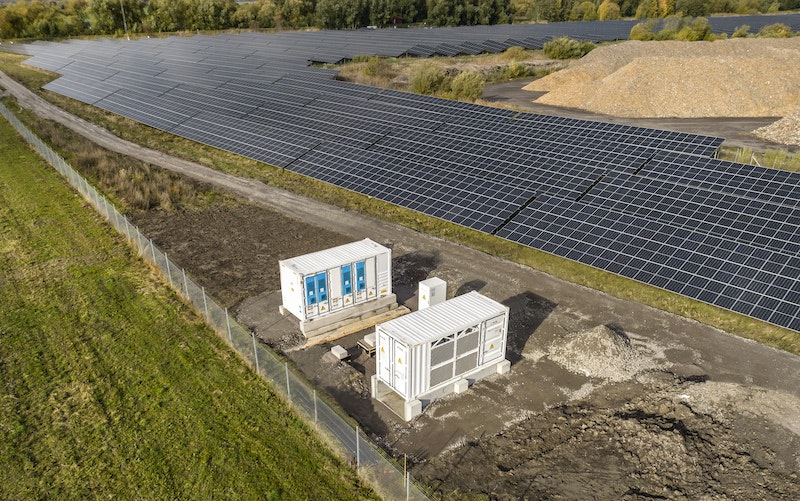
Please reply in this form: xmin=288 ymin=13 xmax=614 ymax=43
xmin=278 ymin=238 xmax=392 ymax=322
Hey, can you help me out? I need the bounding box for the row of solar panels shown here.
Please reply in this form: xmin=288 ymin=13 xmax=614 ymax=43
xmin=14 ymin=21 xmax=800 ymax=333
xmin=16 ymin=13 xmax=800 ymax=63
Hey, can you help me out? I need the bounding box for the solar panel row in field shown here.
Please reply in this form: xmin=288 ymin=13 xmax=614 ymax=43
xmin=14 ymin=19 xmax=800 ymax=332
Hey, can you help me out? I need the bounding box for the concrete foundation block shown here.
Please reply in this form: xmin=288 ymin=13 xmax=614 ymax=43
xmin=331 ymin=345 xmax=348 ymax=360
xmin=453 ymin=378 xmax=469 ymax=394
xmin=404 ymin=399 xmax=423 ymax=421
xmin=497 ymin=359 xmax=511 ymax=375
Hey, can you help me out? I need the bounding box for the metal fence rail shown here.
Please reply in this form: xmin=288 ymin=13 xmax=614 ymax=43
xmin=1 ymin=102 xmax=429 ymax=501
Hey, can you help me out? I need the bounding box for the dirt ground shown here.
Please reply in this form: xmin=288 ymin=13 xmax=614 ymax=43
xmin=128 ymin=198 xmax=800 ymax=500
xmin=3 ymin=70 xmax=800 ymax=499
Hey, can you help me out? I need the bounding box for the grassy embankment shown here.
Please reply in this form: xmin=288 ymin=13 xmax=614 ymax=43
xmin=1 ymin=51 xmax=798 ymax=356
xmin=0 ymin=114 xmax=374 ymax=498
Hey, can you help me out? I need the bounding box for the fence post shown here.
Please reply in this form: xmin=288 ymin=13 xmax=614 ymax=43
xmin=150 ymin=238 xmax=157 ymax=264
xmin=313 ymin=389 xmax=318 ymax=426
xmin=202 ymin=287 xmax=209 ymax=320
xmin=285 ymin=363 xmax=291 ymax=401
xmin=225 ymin=308 xmax=232 ymax=344
xmin=406 ymin=471 xmax=411 ymax=501
xmin=165 ymin=253 xmax=173 ymax=287
xmin=123 ymin=214 xmax=131 ymax=241
xmin=356 ymin=426 xmax=360 ymax=473
xmin=182 ymin=268 xmax=189 ymax=297
xmin=252 ymin=332 xmax=260 ymax=374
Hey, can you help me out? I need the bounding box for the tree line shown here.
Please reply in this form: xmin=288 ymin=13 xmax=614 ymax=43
xmin=1 ymin=0 xmax=798 ymax=38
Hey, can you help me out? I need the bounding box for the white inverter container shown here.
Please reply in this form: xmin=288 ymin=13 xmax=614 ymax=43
xmin=279 ymin=238 xmax=392 ymax=322
xmin=375 ymin=291 xmax=509 ymax=405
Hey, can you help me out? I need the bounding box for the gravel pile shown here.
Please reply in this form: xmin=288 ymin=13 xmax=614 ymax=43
xmin=524 ymin=38 xmax=800 ymax=120
xmin=753 ymin=109 xmax=800 ymax=146
xmin=549 ymin=325 xmax=658 ymax=382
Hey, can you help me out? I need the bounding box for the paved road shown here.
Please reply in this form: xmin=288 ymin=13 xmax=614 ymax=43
xmin=483 ymin=79 xmax=799 ymax=153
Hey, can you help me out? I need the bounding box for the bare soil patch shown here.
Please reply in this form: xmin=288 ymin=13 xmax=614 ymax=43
xmin=129 ymin=201 xmax=800 ymax=500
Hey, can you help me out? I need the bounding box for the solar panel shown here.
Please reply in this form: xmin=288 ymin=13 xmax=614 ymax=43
xmin=18 ymin=22 xmax=800 ymax=333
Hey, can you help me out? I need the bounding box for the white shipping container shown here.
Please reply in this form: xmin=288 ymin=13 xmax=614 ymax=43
xmin=279 ymin=238 xmax=392 ymax=322
xmin=375 ymin=291 xmax=509 ymax=402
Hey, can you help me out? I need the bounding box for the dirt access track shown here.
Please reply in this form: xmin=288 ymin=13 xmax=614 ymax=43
xmin=3 ymin=70 xmax=800 ymax=499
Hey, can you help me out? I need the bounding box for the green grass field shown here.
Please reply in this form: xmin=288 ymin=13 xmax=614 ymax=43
xmin=0 ymin=116 xmax=374 ymax=499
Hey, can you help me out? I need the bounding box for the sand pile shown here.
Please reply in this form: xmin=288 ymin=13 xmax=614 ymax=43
xmin=549 ymin=325 xmax=657 ymax=382
xmin=524 ymin=38 xmax=800 ymax=119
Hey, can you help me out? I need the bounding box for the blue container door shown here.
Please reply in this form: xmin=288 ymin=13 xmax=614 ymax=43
xmin=341 ymin=264 xmax=353 ymax=307
xmin=304 ymin=275 xmax=318 ymax=318
xmin=355 ymin=260 xmax=367 ymax=302
xmin=316 ymin=271 xmax=329 ymax=314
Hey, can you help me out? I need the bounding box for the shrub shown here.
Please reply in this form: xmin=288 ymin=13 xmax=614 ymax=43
xmin=502 ymin=46 xmax=529 ymax=61
xmin=501 ymin=61 xmax=533 ymax=79
xmin=542 ymin=37 xmax=595 ymax=60
xmin=677 ymin=17 xmax=712 ymax=41
xmin=448 ymin=71 xmax=485 ymax=101
xmin=363 ymin=56 xmax=389 ymax=77
xmin=629 ymin=20 xmax=657 ymax=40
xmin=655 ymin=17 xmax=683 ymax=40
xmin=410 ymin=63 xmax=450 ymax=95
xmin=757 ymin=23 xmax=792 ymax=38
xmin=732 ymin=24 xmax=750 ymax=37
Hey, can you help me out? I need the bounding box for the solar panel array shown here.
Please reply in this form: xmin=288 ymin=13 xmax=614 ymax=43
xmin=11 ymin=17 xmax=800 ymax=333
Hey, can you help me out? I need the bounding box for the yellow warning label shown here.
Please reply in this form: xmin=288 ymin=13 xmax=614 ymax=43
xmin=422 ymin=295 xmax=427 ymax=300
xmin=490 ymin=344 xmax=495 ymax=349
xmin=397 ymin=358 xmax=403 ymax=364
xmin=381 ymin=347 xmax=385 ymax=353
xmin=345 ymin=298 xmax=351 ymax=303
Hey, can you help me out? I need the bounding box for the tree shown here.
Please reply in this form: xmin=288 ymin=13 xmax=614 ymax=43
xmin=89 ymin=0 xmax=144 ymax=34
xmin=569 ymin=1 xmax=597 ymax=20
xmin=315 ymin=0 xmax=368 ymax=28
xmin=597 ymin=0 xmax=621 ymax=20
xmin=527 ymin=0 xmax=564 ymax=22
xmin=635 ymin=0 xmax=658 ymax=17
xmin=675 ymin=0 xmax=710 ymax=16
xmin=144 ymin=0 xmax=189 ymax=32
xmin=657 ymin=0 xmax=675 ymax=16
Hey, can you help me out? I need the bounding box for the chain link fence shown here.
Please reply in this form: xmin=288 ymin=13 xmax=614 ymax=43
xmin=1 ymin=102 xmax=430 ymax=501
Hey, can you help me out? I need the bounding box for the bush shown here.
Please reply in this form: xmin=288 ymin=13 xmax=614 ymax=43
xmin=502 ymin=46 xmax=529 ymax=61
xmin=410 ymin=63 xmax=451 ymax=95
xmin=676 ymin=17 xmax=712 ymax=41
xmin=448 ymin=71 xmax=485 ymax=101
xmin=629 ymin=20 xmax=657 ymax=40
xmin=655 ymin=17 xmax=683 ymax=40
xmin=363 ymin=56 xmax=389 ymax=77
xmin=757 ymin=23 xmax=793 ymax=38
xmin=542 ymin=37 xmax=595 ymax=60
xmin=732 ymin=24 xmax=750 ymax=37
